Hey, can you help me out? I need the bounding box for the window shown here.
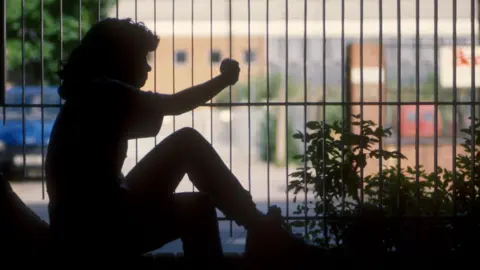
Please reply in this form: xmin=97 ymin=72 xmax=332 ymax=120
xmin=423 ymin=112 xmax=434 ymax=122
xmin=175 ymin=50 xmax=187 ymax=64
xmin=244 ymin=50 xmax=256 ymax=63
xmin=210 ymin=50 xmax=221 ymax=64
xmin=407 ymin=111 xmax=416 ymax=122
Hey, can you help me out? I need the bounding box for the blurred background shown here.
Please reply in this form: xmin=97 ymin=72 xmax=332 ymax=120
xmin=2 ymin=0 xmax=480 ymax=254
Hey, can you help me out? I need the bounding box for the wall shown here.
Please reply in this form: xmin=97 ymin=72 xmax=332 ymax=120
xmin=142 ymin=36 xmax=266 ymax=100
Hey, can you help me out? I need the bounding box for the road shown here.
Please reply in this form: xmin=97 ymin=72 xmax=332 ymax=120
xmin=10 ymin=138 xmax=312 ymax=254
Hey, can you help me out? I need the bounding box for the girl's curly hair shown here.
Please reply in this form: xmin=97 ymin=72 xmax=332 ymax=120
xmin=58 ymin=18 xmax=159 ymax=100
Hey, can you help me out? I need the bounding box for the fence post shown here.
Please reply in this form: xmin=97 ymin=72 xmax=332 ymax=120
xmin=0 ymin=0 xmax=5 ymax=106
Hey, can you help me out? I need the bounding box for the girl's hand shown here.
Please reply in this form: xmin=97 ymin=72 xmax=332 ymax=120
xmin=220 ymin=58 xmax=240 ymax=86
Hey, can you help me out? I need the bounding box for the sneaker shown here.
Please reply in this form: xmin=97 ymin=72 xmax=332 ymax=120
xmin=244 ymin=205 xmax=324 ymax=268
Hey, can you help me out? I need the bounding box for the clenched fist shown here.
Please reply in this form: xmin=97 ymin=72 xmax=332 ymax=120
xmin=220 ymin=58 xmax=240 ymax=86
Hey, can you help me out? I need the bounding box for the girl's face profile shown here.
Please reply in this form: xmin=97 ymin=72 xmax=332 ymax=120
xmin=131 ymin=52 xmax=151 ymax=88
xmin=115 ymin=49 xmax=151 ymax=88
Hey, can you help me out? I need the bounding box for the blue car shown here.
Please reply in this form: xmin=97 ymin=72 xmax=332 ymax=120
xmin=0 ymin=86 xmax=61 ymax=180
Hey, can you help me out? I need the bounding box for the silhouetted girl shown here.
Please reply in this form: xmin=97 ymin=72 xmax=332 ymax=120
xmin=46 ymin=18 xmax=317 ymax=266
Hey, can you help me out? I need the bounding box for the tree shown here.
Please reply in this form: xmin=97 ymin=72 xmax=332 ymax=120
xmin=6 ymin=0 xmax=115 ymax=86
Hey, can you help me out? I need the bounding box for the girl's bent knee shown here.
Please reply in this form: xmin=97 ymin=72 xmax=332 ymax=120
xmin=175 ymin=127 xmax=200 ymax=138
xmin=173 ymin=127 xmax=206 ymax=145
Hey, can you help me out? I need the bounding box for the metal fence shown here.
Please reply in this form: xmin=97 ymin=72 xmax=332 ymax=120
xmin=1 ymin=0 xmax=480 ymax=248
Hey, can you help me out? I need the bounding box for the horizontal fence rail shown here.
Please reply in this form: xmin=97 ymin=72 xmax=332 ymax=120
xmin=2 ymin=0 xmax=480 ymax=251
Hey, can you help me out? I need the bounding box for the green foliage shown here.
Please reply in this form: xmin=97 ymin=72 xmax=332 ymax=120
xmin=6 ymin=0 xmax=115 ymax=85
xmin=288 ymin=114 xmax=480 ymax=253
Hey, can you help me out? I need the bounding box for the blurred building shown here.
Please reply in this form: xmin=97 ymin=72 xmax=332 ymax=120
xmin=110 ymin=0 xmax=268 ymax=98
xmin=110 ymin=0 xmax=480 ymax=173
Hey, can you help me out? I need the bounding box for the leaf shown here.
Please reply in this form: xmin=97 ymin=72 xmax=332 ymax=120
xmin=355 ymin=154 xmax=367 ymax=169
xmin=290 ymin=220 xmax=306 ymax=228
xmin=293 ymin=131 xmax=304 ymax=140
xmin=293 ymin=154 xmax=304 ymax=160
xmin=306 ymin=121 xmax=321 ymax=130
xmin=373 ymin=126 xmax=385 ymax=139
xmin=342 ymin=133 xmax=361 ymax=146
xmin=290 ymin=171 xmax=307 ymax=178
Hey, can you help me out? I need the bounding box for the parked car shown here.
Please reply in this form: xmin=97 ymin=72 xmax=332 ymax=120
xmin=400 ymin=105 xmax=443 ymax=137
xmin=0 ymin=86 xmax=61 ymax=180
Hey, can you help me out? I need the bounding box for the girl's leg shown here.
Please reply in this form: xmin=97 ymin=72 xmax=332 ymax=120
xmin=125 ymin=127 xmax=263 ymax=229
xmin=126 ymin=191 xmax=223 ymax=267
xmin=125 ymin=127 xmax=319 ymax=265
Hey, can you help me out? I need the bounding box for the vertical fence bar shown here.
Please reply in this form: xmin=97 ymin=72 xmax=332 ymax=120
xmin=470 ymin=0 xmax=476 ymax=212
xmin=21 ymin=0 xmax=26 ymax=179
xmin=396 ymin=0 xmax=402 ymax=214
xmin=433 ymin=0 xmax=439 ymax=216
xmin=210 ymin=0 xmax=213 ymax=148
xmin=171 ymin=0 xmax=174 ymax=134
xmin=284 ymin=0 xmax=290 ymax=227
xmin=97 ymin=0 xmax=101 ymax=22
xmin=0 ymin=0 xmax=4 ymax=107
xmin=59 ymin=0 xmax=63 ymax=104
xmin=134 ymin=1 xmax=139 ymax=165
xmin=41 ymin=0 xmax=45 ymax=198
xmin=415 ymin=0 xmax=420 ymax=215
xmin=191 ymin=0 xmax=195 ymax=192
xmin=477 ymin=0 xmax=480 ymax=117
xmin=359 ymin=0 xmax=365 ymax=209
xmin=341 ymin=0 xmax=346 ymax=215
xmin=322 ymin=0 xmax=327 ymax=241
xmin=153 ymin=0 xmax=157 ymax=147
xmin=228 ymin=0 xmax=233 ymax=237
xmin=378 ymin=0 xmax=384 ymax=211
xmin=302 ymin=0 xmax=307 ymax=235
xmin=247 ymin=0 xmax=252 ymax=195
xmin=191 ymin=0 xmax=195 ymax=133
xmin=453 ymin=0 xmax=458 ymax=216
xmin=266 ymin=0 xmax=271 ymax=208
xmin=78 ymin=0 xmax=82 ymax=40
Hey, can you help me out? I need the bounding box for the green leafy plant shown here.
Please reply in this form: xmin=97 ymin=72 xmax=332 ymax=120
xmin=287 ymin=115 xmax=405 ymax=246
xmin=287 ymin=114 xmax=480 ymax=254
